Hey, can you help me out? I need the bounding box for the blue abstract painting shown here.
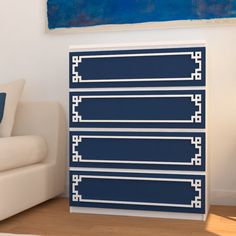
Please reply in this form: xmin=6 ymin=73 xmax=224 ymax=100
xmin=47 ymin=0 xmax=236 ymax=29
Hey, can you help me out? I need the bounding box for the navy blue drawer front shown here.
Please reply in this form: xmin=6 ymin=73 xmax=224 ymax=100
xmin=70 ymin=47 xmax=205 ymax=88
xmin=70 ymin=90 xmax=205 ymax=129
xmin=70 ymin=171 xmax=205 ymax=214
xmin=70 ymin=131 xmax=205 ymax=171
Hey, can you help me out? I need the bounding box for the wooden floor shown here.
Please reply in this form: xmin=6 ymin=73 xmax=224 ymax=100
xmin=0 ymin=198 xmax=236 ymax=236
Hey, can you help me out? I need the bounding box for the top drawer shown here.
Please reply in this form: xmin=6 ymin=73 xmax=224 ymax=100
xmin=69 ymin=47 xmax=205 ymax=89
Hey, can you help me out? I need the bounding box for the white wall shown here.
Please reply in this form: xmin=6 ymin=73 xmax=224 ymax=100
xmin=1 ymin=0 xmax=236 ymax=205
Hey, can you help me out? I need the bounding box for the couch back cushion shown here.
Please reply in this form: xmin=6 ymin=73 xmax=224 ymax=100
xmin=0 ymin=93 xmax=6 ymax=123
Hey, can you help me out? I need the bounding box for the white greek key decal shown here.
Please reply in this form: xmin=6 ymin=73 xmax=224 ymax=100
xmin=191 ymin=51 xmax=202 ymax=81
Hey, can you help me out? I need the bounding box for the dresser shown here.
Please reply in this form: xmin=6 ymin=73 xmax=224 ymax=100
xmin=69 ymin=43 xmax=208 ymax=220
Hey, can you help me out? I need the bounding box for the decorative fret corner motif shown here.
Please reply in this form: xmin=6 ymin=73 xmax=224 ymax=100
xmin=72 ymin=56 xmax=82 ymax=83
xmin=191 ymin=137 xmax=202 ymax=166
xmin=72 ymin=174 xmax=81 ymax=202
xmin=191 ymin=179 xmax=202 ymax=208
xmin=72 ymin=95 xmax=81 ymax=123
xmin=191 ymin=94 xmax=202 ymax=123
xmin=191 ymin=51 xmax=202 ymax=81
xmin=72 ymin=135 xmax=82 ymax=162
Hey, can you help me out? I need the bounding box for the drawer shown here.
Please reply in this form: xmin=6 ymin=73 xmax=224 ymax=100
xmin=69 ymin=47 xmax=205 ymax=88
xmin=70 ymin=171 xmax=205 ymax=214
xmin=69 ymin=90 xmax=205 ymax=129
xmin=70 ymin=131 xmax=205 ymax=171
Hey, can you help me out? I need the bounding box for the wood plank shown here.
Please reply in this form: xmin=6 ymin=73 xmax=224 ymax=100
xmin=0 ymin=198 xmax=235 ymax=236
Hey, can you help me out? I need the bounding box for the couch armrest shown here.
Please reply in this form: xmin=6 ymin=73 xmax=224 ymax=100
xmin=12 ymin=102 xmax=67 ymax=165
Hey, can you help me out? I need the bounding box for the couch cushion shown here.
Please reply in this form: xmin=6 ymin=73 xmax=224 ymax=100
xmin=0 ymin=79 xmax=25 ymax=137
xmin=0 ymin=93 xmax=6 ymax=123
xmin=0 ymin=135 xmax=47 ymax=172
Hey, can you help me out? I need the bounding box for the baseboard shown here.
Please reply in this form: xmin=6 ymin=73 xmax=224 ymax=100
xmin=70 ymin=207 xmax=206 ymax=221
xmin=210 ymin=190 xmax=236 ymax=205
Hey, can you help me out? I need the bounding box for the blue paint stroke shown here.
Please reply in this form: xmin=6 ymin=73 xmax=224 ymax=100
xmin=47 ymin=0 xmax=236 ymax=29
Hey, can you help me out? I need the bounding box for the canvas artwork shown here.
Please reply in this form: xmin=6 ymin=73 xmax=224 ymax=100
xmin=47 ymin=0 xmax=236 ymax=29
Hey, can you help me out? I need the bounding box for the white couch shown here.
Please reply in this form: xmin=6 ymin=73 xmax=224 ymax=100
xmin=0 ymin=102 xmax=67 ymax=221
